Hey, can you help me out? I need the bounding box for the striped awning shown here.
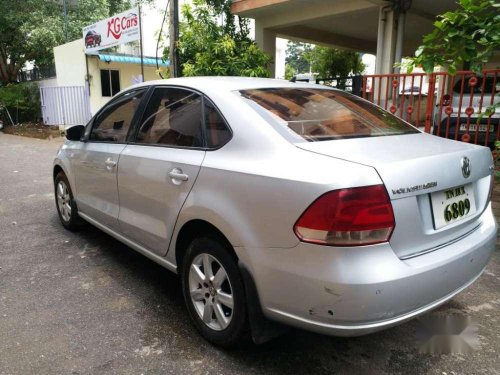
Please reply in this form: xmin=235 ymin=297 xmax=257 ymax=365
xmin=97 ymin=54 xmax=169 ymax=67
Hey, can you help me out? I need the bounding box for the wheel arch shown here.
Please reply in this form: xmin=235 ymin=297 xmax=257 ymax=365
xmin=53 ymin=160 xmax=77 ymax=199
xmin=173 ymin=219 xmax=237 ymax=273
xmin=173 ymin=218 xmax=288 ymax=344
xmin=53 ymin=164 xmax=65 ymax=181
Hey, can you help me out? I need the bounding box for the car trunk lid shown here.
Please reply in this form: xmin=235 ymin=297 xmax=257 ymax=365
xmin=297 ymin=132 xmax=493 ymax=258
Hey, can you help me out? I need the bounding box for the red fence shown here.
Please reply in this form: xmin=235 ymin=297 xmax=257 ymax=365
xmin=361 ymin=70 xmax=500 ymax=148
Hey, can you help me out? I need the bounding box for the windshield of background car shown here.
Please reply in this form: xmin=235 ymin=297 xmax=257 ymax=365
xmin=239 ymin=87 xmax=419 ymax=141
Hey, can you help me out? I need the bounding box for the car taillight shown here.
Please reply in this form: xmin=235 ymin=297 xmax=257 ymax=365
xmin=294 ymin=185 xmax=395 ymax=247
xmin=442 ymin=94 xmax=451 ymax=107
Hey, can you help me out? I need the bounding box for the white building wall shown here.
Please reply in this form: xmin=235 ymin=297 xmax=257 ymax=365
xmin=53 ymin=38 xmax=162 ymax=115
xmin=86 ymin=56 xmax=160 ymax=114
xmin=53 ymin=39 xmax=87 ymax=87
xmin=37 ymin=78 xmax=58 ymax=87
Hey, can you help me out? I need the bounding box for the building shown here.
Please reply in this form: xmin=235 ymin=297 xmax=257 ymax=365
xmin=39 ymin=2 xmax=168 ymax=127
xmin=52 ymin=39 xmax=166 ymax=116
xmin=231 ymin=0 xmax=463 ymax=77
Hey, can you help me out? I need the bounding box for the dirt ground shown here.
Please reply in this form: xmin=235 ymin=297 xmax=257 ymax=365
xmin=2 ymin=123 xmax=62 ymax=140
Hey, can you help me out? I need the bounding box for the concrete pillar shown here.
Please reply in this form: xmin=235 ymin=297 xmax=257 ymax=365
xmin=373 ymin=7 xmax=398 ymax=107
xmin=381 ymin=9 xmax=397 ymax=75
xmin=394 ymin=11 xmax=406 ymax=73
xmin=255 ymin=20 xmax=277 ymax=78
xmin=375 ymin=6 xmax=386 ymax=75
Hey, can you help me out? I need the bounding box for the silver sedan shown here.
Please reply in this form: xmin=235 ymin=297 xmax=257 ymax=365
xmin=53 ymin=77 xmax=497 ymax=347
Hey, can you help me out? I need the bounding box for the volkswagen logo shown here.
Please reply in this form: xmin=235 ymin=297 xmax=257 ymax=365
xmin=461 ymin=156 xmax=471 ymax=178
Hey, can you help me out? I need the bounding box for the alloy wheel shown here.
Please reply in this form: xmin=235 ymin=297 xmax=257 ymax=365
xmin=188 ymin=253 xmax=234 ymax=331
xmin=56 ymin=181 xmax=72 ymax=222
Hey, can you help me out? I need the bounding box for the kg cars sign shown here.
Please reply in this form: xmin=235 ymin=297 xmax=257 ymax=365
xmin=82 ymin=8 xmax=140 ymax=54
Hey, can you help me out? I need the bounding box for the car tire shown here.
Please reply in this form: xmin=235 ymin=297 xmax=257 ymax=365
xmin=54 ymin=172 xmax=82 ymax=231
xmin=181 ymin=237 xmax=249 ymax=347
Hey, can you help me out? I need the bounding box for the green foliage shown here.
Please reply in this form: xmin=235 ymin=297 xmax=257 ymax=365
xmin=495 ymin=141 xmax=500 ymax=180
xmin=0 ymin=0 xmax=132 ymax=84
xmin=0 ymin=83 xmax=41 ymax=124
xmin=171 ymin=0 xmax=271 ymax=77
xmin=304 ymin=47 xmax=365 ymax=78
xmin=402 ymin=0 xmax=500 ymax=74
xmin=285 ymin=41 xmax=365 ymax=82
xmin=285 ymin=42 xmax=313 ymax=74
xmin=284 ymin=64 xmax=295 ymax=80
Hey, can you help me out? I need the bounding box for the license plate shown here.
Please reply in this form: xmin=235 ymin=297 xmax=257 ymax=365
xmin=459 ymin=123 xmax=488 ymax=132
xmin=430 ymin=184 xmax=476 ymax=229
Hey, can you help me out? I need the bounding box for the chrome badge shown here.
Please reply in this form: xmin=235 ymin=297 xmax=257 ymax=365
xmin=461 ymin=156 xmax=471 ymax=178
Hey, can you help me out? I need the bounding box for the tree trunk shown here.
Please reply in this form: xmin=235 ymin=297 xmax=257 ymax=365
xmin=0 ymin=46 xmax=20 ymax=84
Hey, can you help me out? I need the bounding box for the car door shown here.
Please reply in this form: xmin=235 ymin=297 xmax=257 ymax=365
xmin=72 ymin=88 xmax=146 ymax=230
xmin=117 ymin=87 xmax=207 ymax=256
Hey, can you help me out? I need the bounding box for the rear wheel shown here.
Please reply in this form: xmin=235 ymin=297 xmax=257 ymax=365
xmin=181 ymin=237 xmax=248 ymax=347
xmin=54 ymin=172 xmax=81 ymax=231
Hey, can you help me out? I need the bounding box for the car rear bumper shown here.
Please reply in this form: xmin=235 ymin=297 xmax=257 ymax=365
xmin=235 ymin=204 xmax=496 ymax=337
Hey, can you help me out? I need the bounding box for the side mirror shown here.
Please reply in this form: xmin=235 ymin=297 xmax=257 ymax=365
xmin=66 ymin=125 xmax=85 ymax=141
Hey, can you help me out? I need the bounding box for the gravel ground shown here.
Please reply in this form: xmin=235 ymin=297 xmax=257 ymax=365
xmin=0 ymin=133 xmax=499 ymax=375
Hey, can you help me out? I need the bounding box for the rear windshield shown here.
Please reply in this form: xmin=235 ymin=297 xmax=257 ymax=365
xmin=239 ymin=87 xmax=419 ymax=141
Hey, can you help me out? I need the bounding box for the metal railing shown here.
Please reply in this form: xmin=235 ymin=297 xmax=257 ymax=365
xmin=361 ymin=70 xmax=500 ymax=148
xmin=17 ymin=66 xmax=56 ymax=83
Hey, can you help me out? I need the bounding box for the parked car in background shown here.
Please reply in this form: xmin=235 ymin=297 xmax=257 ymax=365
xmin=433 ymin=76 xmax=500 ymax=148
xmin=53 ymin=77 xmax=496 ymax=347
xmin=85 ymin=30 xmax=101 ymax=48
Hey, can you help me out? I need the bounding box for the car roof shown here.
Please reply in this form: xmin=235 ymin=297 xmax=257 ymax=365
xmin=128 ymin=76 xmax=322 ymax=94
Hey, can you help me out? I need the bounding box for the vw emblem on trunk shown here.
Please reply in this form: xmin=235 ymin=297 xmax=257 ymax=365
xmin=461 ymin=156 xmax=471 ymax=178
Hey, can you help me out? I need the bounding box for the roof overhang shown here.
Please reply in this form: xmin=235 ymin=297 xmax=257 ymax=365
xmin=93 ymin=54 xmax=169 ymax=67
xmin=231 ymin=0 xmax=290 ymax=16
xmin=232 ymin=0 xmax=459 ymax=55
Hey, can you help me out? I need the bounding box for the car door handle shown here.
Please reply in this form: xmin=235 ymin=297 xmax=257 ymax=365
xmin=169 ymin=168 xmax=189 ymax=182
xmin=105 ymin=158 xmax=117 ymax=170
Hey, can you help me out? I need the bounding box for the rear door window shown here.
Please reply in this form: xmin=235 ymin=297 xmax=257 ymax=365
xmin=239 ymin=87 xmax=419 ymax=142
xmin=135 ymin=87 xmax=204 ymax=148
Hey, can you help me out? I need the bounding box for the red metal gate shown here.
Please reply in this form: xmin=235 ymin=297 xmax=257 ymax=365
xmin=361 ymin=70 xmax=499 ymax=148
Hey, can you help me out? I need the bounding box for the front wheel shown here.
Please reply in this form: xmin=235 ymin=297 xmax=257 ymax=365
xmin=181 ymin=237 xmax=248 ymax=347
xmin=54 ymin=172 xmax=82 ymax=231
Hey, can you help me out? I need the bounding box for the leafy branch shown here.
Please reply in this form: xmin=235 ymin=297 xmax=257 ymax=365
xmin=401 ymin=0 xmax=500 ymax=75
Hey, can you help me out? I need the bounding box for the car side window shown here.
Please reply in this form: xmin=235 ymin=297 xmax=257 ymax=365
xmin=136 ymin=87 xmax=203 ymax=148
xmin=90 ymin=89 xmax=144 ymax=143
xmin=204 ymin=99 xmax=232 ymax=148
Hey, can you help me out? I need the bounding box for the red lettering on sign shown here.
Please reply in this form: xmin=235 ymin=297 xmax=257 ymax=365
xmin=107 ymin=13 xmax=138 ymax=40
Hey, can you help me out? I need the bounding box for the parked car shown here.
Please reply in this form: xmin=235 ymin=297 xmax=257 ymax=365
xmin=433 ymin=76 xmax=500 ymax=148
xmin=53 ymin=77 xmax=496 ymax=347
xmin=85 ymin=30 xmax=101 ymax=48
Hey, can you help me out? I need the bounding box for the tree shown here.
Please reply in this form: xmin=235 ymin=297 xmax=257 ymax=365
xmin=403 ymin=0 xmax=500 ymax=74
xmin=284 ymin=64 xmax=295 ymax=80
xmin=0 ymin=0 xmax=132 ymax=85
xmin=284 ymin=41 xmax=365 ymax=80
xmin=304 ymin=47 xmax=365 ymax=78
xmin=285 ymin=41 xmax=313 ymax=74
xmin=169 ymin=0 xmax=271 ymax=77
